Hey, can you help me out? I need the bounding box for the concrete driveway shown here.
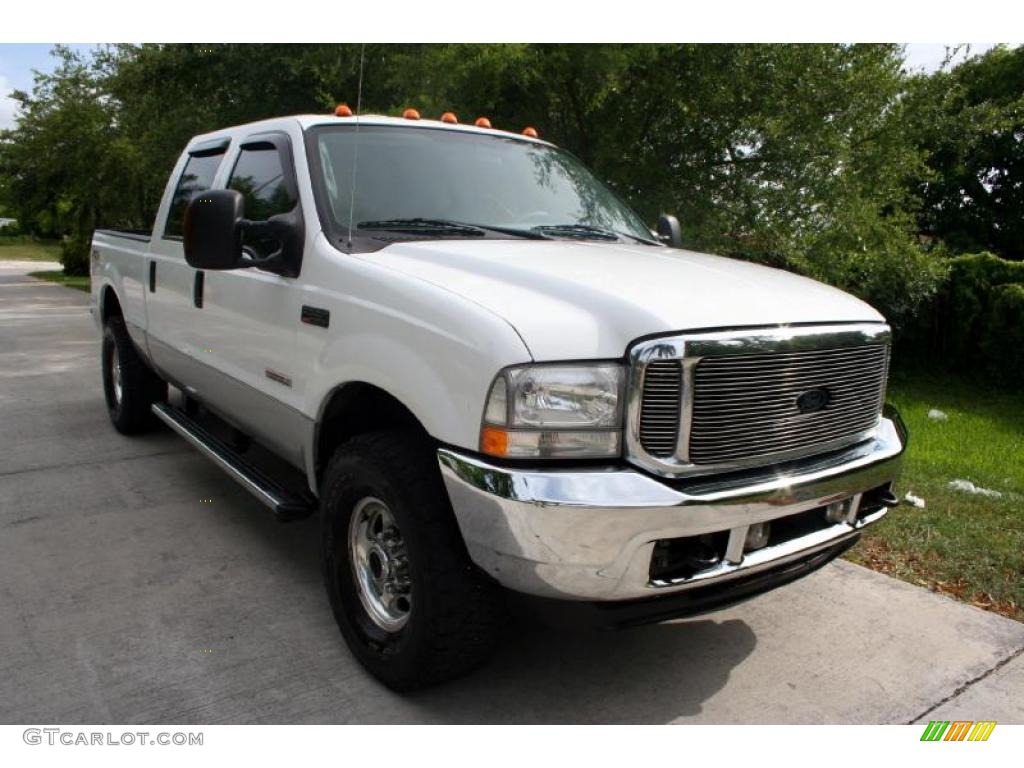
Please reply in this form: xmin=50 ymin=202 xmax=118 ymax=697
xmin=1 ymin=260 xmax=1022 ymax=724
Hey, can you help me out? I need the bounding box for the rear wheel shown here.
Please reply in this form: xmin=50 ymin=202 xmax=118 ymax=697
xmin=321 ymin=430 xmax=504 ymax=690
xmin=102 ymin=315 xmax=166 ymax=434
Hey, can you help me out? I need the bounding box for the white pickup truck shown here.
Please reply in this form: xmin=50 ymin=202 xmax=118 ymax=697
xmin=90 ymin=111 xmax=906 ymax=690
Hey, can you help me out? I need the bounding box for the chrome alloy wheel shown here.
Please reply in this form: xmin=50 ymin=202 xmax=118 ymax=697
xmin=110 ymin=345 xmax=123 ymax=406
xmin=348 ymin=497 xmax=412 ymax=631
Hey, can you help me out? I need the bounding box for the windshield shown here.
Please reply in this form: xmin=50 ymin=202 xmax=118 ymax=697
xmin=308 ymin=125 xmax=652 ymax=243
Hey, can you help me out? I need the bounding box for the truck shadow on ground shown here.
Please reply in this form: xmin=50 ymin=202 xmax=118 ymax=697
xmin=262 ymin=507 xmax=757 ymax=724
xmin=410 ymin=616 xmax=757 ymax=723
xmin=168 ymin=438 xmax=758 ymax=724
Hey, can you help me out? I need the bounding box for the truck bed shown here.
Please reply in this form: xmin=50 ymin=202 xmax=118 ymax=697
xmin=90 ymin=228 xmax=153 ymax=344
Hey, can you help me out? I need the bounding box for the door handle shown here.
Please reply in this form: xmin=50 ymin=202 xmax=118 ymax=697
xmin=193 ymin=271 xmax=204 ymax=308
xmin=149 ymin=261 xmax=156 ymax=292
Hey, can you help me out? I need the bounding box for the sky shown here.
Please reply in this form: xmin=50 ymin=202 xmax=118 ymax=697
xmin=0 ymin=44 xmax=95 ymax=130
xmin=0 ymin=43 xmax=1017 ymax=131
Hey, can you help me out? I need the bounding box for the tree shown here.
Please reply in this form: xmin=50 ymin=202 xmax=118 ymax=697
xmin=0 ymin=43 xmax=950 ymax=319
xmin=423 ymin=44 xmax=945 ymax=327
xmin=1 ymin=48 xmax=122 ymax=233
xmin=906 ymin=45 xmax=1024 ymax=260
xmin=0 ymin=46 xmax=149 ymax=271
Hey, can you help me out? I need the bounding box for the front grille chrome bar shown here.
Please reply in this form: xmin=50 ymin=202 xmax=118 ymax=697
xmin=625 ymin=323 xmax=892 ymax=479
xmin=638 ymin=360 xmax=682 ymax=456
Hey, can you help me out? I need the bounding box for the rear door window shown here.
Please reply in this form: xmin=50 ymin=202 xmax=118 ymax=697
xmin=164 ymin=149 xmax=227 ymax=239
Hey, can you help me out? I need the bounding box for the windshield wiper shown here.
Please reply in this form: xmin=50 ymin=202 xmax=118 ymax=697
xmin=534 ymin=223 xmax=661 ymax=245
xmin=532 ymin=223 xmax=657 ymax=245
xmin=468 ymin=223 xmax=551 ymax=240
xmin=615 ymin=230 xmax=661 ymax=246
xmin=356 ymin=218 xmax=549 ymax=240
xmin=532 ymin=224 xmax=618 ymax=241
xmin=357 ymin=218 xmax=487 ymax=236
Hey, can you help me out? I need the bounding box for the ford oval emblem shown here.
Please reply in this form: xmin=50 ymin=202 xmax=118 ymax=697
xmin=796 ymin=387 xmax=831 ymax=414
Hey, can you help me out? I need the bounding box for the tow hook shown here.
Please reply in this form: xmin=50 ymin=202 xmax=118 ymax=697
xmin=866 ymin=488 xmax=900 ymax=509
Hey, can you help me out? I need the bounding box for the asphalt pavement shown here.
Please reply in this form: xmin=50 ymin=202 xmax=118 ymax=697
xmin=1 ymin=259 xmax=1022 ymax=724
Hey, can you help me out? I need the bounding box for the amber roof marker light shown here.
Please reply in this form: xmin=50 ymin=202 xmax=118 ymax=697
xmin=334 ymin=104 xmax=353 ymax=117
xmin=522 ymin=126 xmax=539 ymax=138
xmin=474 ymin=117 xmax=492 ymax=128
xmin=403 ymin=108 xmax=421 ymax=120
xmin=440 ymin=112 xmax=459 ymax=124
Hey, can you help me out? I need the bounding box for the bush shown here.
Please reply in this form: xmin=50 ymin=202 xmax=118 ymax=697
xmin=909 ymin=252 xmax=1024 ymax=381
xmin=825 ymin=242 xmax=948 ymax=334
xmin=946 ymin=253 xmax=1024 ymax=364
xmin=985 ymin=283 xmax=1024 ymax=380
xmin=790 ymin=207 xmax=950 ymax=334
xmin=60 ymin=237 xmax=91 ymax=277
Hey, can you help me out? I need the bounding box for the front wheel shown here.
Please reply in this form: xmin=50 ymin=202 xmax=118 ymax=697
xmin=321 ymin=430 xmax=504 ymax=690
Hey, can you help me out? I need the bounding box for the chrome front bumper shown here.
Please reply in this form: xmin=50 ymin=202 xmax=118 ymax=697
xmin=438 ymin=411 xmax=906 ymax=602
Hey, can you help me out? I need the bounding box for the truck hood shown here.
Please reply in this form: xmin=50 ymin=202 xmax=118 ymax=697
xmin=369 ymin=239 xmax=885 ymax=361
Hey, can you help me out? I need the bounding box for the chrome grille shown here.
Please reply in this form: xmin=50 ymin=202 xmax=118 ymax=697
xmin=688 ymin=344 xmax=889 ymax=465
xmin=638 ymin=360 xmax=682 ymax=456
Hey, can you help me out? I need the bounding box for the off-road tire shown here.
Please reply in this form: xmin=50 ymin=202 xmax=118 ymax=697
xmin=101 ymin=315 xmax=167 ymax=434
xmin=321 ymin=430 xmax=504 ymax=690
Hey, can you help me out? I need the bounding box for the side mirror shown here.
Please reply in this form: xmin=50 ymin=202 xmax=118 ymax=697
xmin=184 ymin=190 xmax=304 ymax=277
xmin=656 ymin=214 xmax=683 ymax=248
xmin=184 ymin=189 xmax=244 ymax=269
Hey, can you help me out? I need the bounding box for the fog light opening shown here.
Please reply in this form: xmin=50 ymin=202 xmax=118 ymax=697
xmin=649 ymin=532 xmax=728 ymax=583
xmin=824 ymin=496 xmax=859 ymax=525
xmin=744 ymin=522 xmax=771 ymax=552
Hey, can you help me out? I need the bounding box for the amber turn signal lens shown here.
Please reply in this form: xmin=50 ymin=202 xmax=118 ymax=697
xmin=334 ymin=104 xmax=353 ymax=117
xmin=474 ymin=117 xmax=492 ymax=128
xmin=480 ymin=426 xmax=509 ymax=457
xmin=403 ymin=108 xmax=421 ymax=120
xmin=522 ymin=126 xmax=539 ymax=138
xmin=440 ymin=111 xmax=458 ymax=124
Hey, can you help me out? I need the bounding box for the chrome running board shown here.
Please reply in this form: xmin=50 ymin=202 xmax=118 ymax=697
xmin=152 ymin=402 xmax=314 ymax=521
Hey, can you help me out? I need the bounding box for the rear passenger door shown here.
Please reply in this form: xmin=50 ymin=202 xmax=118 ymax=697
xmin=146 ymin=139 xmax=229 ymax=381
xmin=188 ymin=133 xmax=306 ymax=467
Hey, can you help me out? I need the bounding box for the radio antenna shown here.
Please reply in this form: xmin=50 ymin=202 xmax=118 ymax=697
xmin=346 ymin=43 xmax=366 ymax=250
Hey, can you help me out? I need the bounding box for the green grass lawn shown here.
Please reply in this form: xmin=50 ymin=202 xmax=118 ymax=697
xmin=28 ymin=270 xmax=91 ymax=292
xmin=0 ymin=238 xmax=62 ymax=262
xmin=847 ymin=370 xmax=1023 ymax=621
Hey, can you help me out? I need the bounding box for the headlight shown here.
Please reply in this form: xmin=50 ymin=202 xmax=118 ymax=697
xmin=480 ymin=363 xmax=624 ymax=458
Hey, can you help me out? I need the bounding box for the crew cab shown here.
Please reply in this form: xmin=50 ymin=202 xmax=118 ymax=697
xmin=90 ymin=111 xmax=906 ymax=690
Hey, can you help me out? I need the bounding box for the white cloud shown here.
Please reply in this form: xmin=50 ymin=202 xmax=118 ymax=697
xmin=0 ymin=75 xmax=20 ymax=131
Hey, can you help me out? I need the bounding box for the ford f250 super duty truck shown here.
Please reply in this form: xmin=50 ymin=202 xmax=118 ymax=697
xmin=90 ymin=110 xmax=906 ymax=690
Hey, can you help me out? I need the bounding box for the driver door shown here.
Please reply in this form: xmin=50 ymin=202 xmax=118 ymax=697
xmin=186 ymin=133 xmax=306 ymax=467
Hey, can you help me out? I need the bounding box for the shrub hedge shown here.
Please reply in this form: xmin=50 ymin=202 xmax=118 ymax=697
xmin=60 ymin=237 xmax=92 ymax=277
xmin=908 ymin=252 xmax=1024 ymax=381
